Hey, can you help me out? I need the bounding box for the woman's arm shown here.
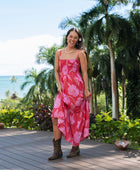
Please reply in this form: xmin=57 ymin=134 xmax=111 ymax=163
xmin=79 ymin=50 xmax=91 ymax=99
xmin=54 ymin=50 xmax=62 ymax=93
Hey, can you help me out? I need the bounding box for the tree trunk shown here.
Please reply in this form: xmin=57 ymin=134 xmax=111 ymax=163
xmin=108 ymin=39 xmax=119 ymax=119
xmin=89 ymin=78 xmax=94 ymax=114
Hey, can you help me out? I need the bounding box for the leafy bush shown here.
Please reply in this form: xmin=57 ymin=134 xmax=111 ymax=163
xmin=0 ymin=98 xmax=20 ymax=110
xmin=31 ymin=104 xmax=53 ymax=131
xmin=89 ymin=111 xmax=140 ymax=147
xmin=0 ymin=97 xmax=53 ymax=131
xmin=0 ymin=108 xmax=36 ymax=129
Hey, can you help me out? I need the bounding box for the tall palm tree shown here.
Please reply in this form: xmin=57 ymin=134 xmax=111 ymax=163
xmin=116 ymin=10 xmax=140 ymax=118
xmin=79 ymin=0 xmax=132 ymax=119
xmin=90 ymin=47 xmax=111 ymax=113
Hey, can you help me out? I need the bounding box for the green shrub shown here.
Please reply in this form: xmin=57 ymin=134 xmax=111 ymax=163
xmin=0 ymin=102 xmax=53 ymax=131
xmin=89 ymin=111 xmax=140 ymax=147
xmin=0 ymin=98 xmax=19 ymax=110
xmin=31 ymin=104 xmax=53 ymax=131
xmin=0 ymin=108 xmax=36 ymax=130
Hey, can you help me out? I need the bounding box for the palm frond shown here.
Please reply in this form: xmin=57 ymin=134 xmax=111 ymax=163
xmin=81 ymin=4 xmax=105 ymax=21
xmin=85 ymin=17 xmax=105 ymax=45
xmin=20 ymin=81 xmax=32 ymax=90
xmin=36 ymin=45 xmax=60 ymax=66
xmin=59 ymin=17 xmax=79 ymax=30
xmin=36 ymin=69 xmax=47 ymax=84
xmin=24 ymin=68 xmax=38 ymax=80
xmin=130 ymin=10 xmax=140 ymax=35
xmin=22 ymin=85 xmax=36 ymax=103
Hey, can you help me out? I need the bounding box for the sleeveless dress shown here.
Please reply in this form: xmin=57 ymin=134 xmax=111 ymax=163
xmin=51 ymin=51 xmax=90 ymax=146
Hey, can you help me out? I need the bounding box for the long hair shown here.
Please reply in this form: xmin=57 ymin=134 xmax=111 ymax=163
xmin=64 ymin=28 xmax=88 ymax=62
xmin=65 ymin=28 xmax=85 ymax=50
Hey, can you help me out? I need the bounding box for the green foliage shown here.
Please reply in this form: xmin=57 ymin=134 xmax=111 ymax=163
xmin=97 ymin=93 xmax=111 ymax=113
xmin=21 ymin=68 xmax=54 ymax=106
xmin=36 ymin=45 xmax=61 ymax=65
xmin=0 ymin=108 xmax=36 ymax=130
xmin=31 ymin=104 xmax=53 ymax=131
xmin=35 ymin=45 xmax=62 ymax=102
xmin=126 ymin=74 xmax=140 ymax=119
xmin=89 ymin=111 xmax=140 ymax=147
xmin=0 ymin=98 xmax=20 ymax=109
xmin=0 ymin=98 xmax=53 ymax=131
xmin=10 ymin=76 xmax=17 ymax=83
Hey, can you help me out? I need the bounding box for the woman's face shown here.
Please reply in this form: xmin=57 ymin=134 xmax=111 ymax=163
xmin=67 ymin=30 xmax=79 ymax=48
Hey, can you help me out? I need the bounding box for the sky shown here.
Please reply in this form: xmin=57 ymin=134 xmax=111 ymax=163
xmin=0 ymin=0 xmax=133 ymax=76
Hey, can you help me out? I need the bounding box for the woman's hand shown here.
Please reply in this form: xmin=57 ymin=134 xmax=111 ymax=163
xmin=84 ymin=89 xmax=91 ymax=100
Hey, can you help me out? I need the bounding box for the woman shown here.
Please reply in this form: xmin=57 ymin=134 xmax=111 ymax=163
xmin=48 ymin=28 xmax=91 ymax=160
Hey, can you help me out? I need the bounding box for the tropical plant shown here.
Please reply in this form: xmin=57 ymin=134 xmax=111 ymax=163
xmin=0 ymin=98 xmax=19 ymax=110
xmin=0 ymin=108 xmax=36 ymax=129
xmin=5 ymin=90 xmax=11 ymax=99
xmin=10 ymin=76 xmax=17 ymax=97
xmin=32 ymin=104 xmax=53 ymax=131
xmin=10 ymin=76 xmax=17 ymax=83
xmin=90 ymin=48 xmax=112 ymax=113
xmin=89 ymin=111 xmax=140 ymax=147
xmin=21 ymin=68 xmax=47 ymax=105
xmin=116 ymin=10 xmax=140 ymax=118
xmin=79 ymin=0 xmax=133 ymax=119
xmin=36 ymin=45 xmax=61 ymax=100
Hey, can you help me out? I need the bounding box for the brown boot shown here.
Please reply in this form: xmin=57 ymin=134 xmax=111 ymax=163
xmin=48 ymin=138 xmax=63 ymax=160
xmin=67 ymin=146 xmax=80 ymax=158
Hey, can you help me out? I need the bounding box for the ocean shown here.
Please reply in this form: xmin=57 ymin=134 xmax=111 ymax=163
xmin=0 ymin=75 xmax=30 ymax=100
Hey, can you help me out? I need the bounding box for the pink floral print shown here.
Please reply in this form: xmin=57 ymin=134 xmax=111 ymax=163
xmin=68 ymin=85 xmax=79 ymax=97
xmin=62 ymin=65 xmax=68 ymax=75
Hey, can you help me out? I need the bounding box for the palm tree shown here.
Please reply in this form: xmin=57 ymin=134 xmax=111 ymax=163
xmin=79 ymin=0 xmax=132 ymax=119
xmin=10 ymin=76 xmax=17 ymax=96
xmin=21 ymin=68 xmax=45 ymax=105
xmin=21 ymin=45 xmax=62 ymax=107
xmin=10 ymin=76 xmax=17 ymax=83
xmin=91 ymin=48 xmax=112 ymax=112
xmin=5 ymin=90 xmax=10 ymax=99
xmin=116 ymin=10 xmax=140 ymax=118
xmin=36 ymin=45 xmax=61 ymax=101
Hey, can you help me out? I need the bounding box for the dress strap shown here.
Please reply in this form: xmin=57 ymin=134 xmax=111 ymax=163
xmin=76 ymin=50 xmax=80 ymax=60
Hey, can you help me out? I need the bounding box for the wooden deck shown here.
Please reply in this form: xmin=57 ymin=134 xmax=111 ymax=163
xmin=0 ymin=128 xmax=140 ymax=170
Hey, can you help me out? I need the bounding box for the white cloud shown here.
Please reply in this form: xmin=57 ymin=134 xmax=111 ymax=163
xmin=0 ymin=34 xmax=62 ymax=76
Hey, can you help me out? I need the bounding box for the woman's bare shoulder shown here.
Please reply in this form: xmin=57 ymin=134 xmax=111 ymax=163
xmin=55 ymin=49 xmax=63 ymax=57
xmin=56 ymin=48 xmax=65 ymax=55
xmin=56 ymin=49 xmax=61 ymax=54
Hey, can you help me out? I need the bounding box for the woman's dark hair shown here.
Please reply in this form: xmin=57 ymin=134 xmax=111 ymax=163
xmin=65 ymin=28 xmax=84 ymax=49
xmin=64 ymin=27 xmax=88 ymax=63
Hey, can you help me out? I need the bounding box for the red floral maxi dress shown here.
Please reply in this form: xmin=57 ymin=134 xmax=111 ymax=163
xmin=51 ymin=51 xmax=90 ymax=146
